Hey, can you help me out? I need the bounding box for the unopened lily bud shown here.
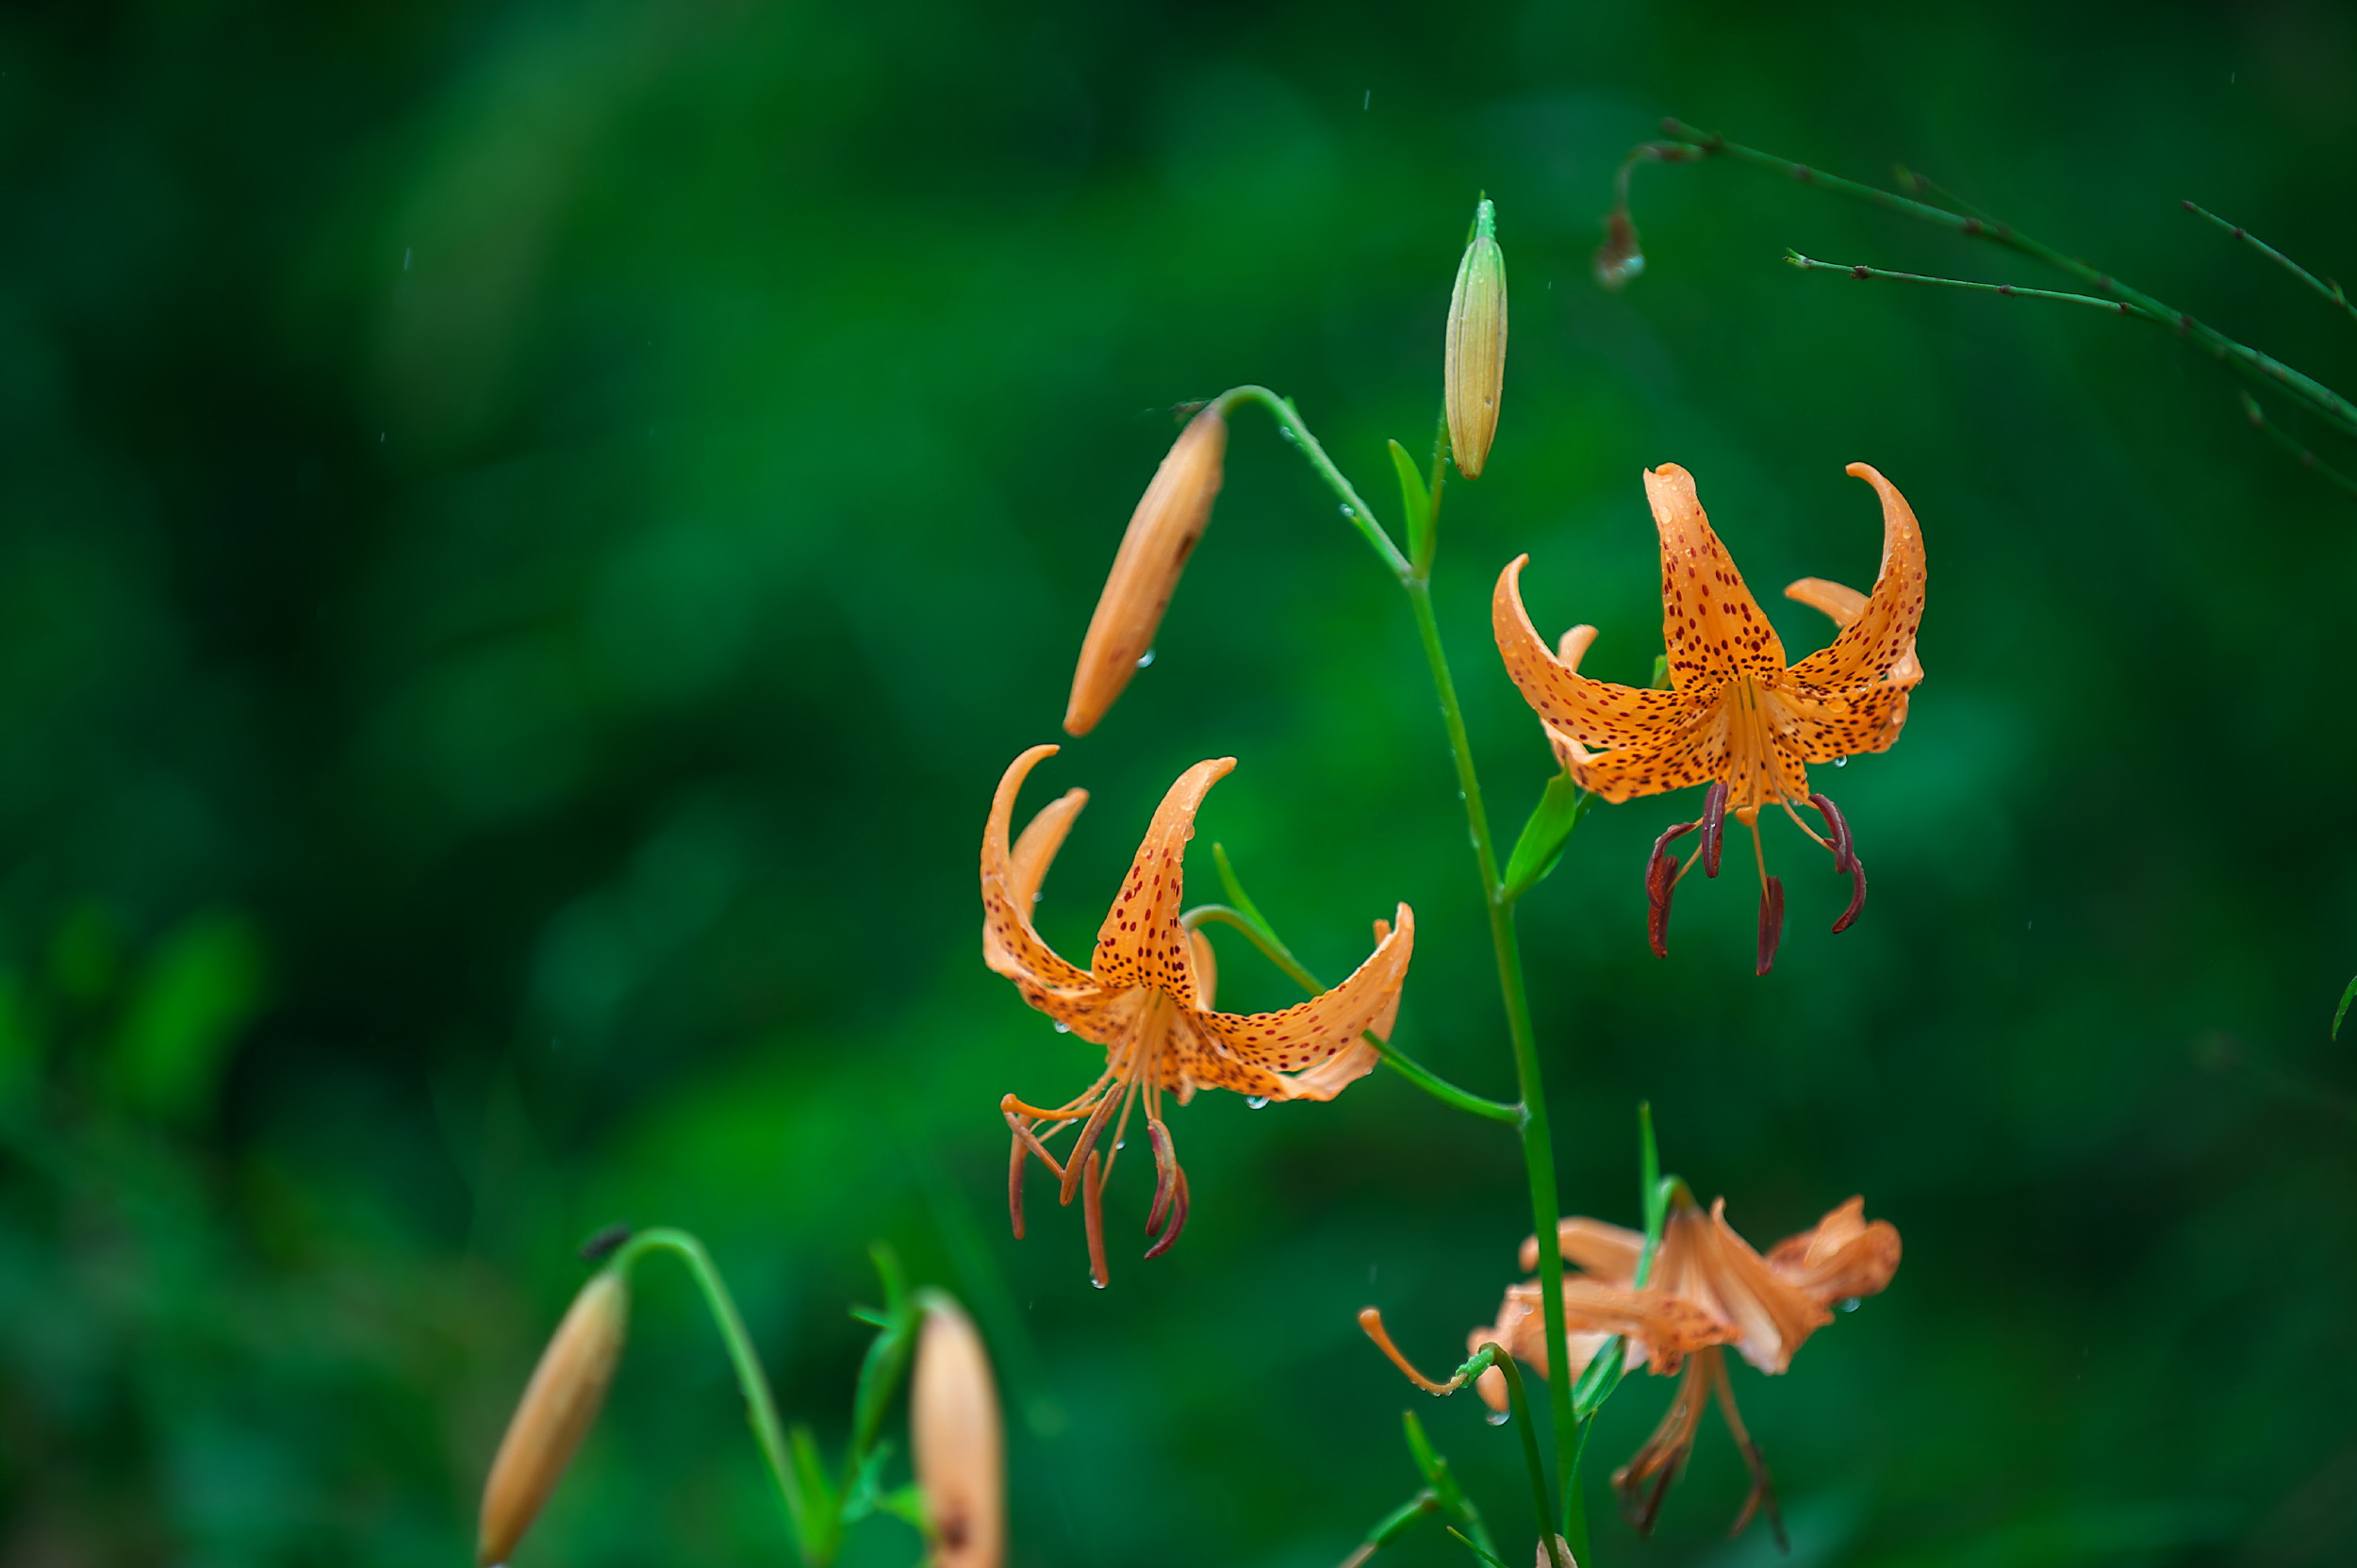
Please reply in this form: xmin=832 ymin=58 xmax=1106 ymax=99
xmin=912 ymin=1294 xmax=1005 ymax=1568
xmin=477 ymin=1270 xmax=629 ymax=1567
xmin=1063 ymin=405 xmax=1228 ymax=736
xmin=1444 ymin=199 xmax=1508 ymax=479
xmin=1538 ymin=1534 xmax=1577 ymax=1568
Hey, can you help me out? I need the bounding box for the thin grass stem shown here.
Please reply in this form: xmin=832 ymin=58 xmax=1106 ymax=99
xmin=1786 ymin=251 xmax=2125 ymax=312
xmin=2184 ymin=200 xmax=2357 ymax=326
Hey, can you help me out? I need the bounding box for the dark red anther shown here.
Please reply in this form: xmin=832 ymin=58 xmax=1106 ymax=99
xmin=1144 ymin=1165 xmax=1190 ymax=1260
xmin=1145 ymin=1118 xmax=1177 ymax=1237
xmin=1755 ymin=876 xmax=1786 ymax=976
xmin=1701 ymin=782 xmax=1729 ymax=877
xmin=1805 ymin=793 xmax=1854 ymax=873
xmin=1008 ymin=1135 xmax=1029 ymax=1240
xmin=1081 ymin=1150 xmax=1110 ymax=1288
xmin=1645 ymin=819 xmax=1698 ymax=959
xmin=1832 ymin=853 xmax=1867 ymax=934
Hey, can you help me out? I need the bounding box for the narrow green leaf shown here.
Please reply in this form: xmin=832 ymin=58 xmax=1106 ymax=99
xmin=1391 ymin=438 xmax=1434 ymax=569
xmin=1501 ymin=775 xmax=1592 ymax=902
xmin=1401 ymin=1410 xmax=1443 ymax=1482
xmin=1446 ymin=1527 xmax=1514 ymax=1568
xmin=871 ymin=1484 xmax=929 ymax=1533
xmin=1649 ymin=652 xmax=1671 ymax=689
xmin=2335 ymin=974 xmax=2356 ymax=1040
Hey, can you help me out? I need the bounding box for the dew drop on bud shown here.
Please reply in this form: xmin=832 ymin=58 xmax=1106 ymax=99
xmin=1136 ymin=649 xmax=1155 ymax=668
xmin=1244 ymin=1095 xmax=1270 ymax=1109
xmin=1485 ymin=1408 xmax=1512 ymax=1427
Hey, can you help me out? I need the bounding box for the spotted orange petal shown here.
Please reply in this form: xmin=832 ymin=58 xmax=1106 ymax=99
xmin=1645 ymin=464 xmax=1787 ymax=688
xmin=1091 ymin=757 xmax=1234 ymax=995
xmin=1785 ymin=463 xmax=1926 ymax=692
xmin=1761 ymin=675 xmax=1912 ymax=766
xmin=1197 ymin=902 xmax=1414 ymax=1091
xmin=1494 ymin=555 xmax=1698 ymax=751
xmin=982 ymin=745 xmax=1096 ymax=994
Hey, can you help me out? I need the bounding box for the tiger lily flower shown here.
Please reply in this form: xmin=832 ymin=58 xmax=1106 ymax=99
xmin=1493 ymin=462 xmax=1926 ymax=973
xmin=1468 ymin=1194 xmax=1900 ymax=1545
xmin=983 ymin=744 xmax=1413 ymax=1287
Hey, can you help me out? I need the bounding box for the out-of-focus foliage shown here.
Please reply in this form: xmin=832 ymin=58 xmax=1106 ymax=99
xmin=3 ymin=2 xmax=2354 ymax=1564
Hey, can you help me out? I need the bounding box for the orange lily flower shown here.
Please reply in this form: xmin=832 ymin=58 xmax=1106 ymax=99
xmin=1492 ymin=462 xmax=1925 ymax=972
xmin=983 ymin=744 xmax=1413 ymax=1287
xmin=1467 ymin=1194 xmax=1900 ymax=1544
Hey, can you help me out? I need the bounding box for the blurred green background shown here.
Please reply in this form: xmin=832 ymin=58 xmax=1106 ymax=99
xmin=5 ymin=2 xmax=2355 ymax=1564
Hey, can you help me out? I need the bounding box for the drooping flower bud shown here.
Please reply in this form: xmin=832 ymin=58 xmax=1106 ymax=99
xmin=1063 ymin=405 xmax=1228 ymax=736
xmin=1593 ymin=206 xmax=1645 ymax=290
xmin=477 ymin=1270 xmax=630 ymax=1567
xmin=1444 ymin=199 xmax=1508 ymax=479
xmin=912 ymin=1294 xmax=1006 ymax=1568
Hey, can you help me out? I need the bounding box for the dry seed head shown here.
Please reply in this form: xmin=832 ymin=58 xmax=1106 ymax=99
xmin=913 ymin=1294 xmax=1006 ymax=1568
xmin=1444 ymin=199 xmax=1508 ymax=479
xmin=477 ymin=1269 xmax=629 ymax=1567
xmin=1063 ymin=404 xmax=1228 ymax=735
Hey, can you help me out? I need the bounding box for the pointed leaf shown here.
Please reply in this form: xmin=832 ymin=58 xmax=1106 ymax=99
xmin=1391 ymin=439 xmax=1434 ymax=569
xmin=2335 ymin=974 xmax=2356 ymax=1041
xmin=1501 ymin=774 xmax=1592 ymax=902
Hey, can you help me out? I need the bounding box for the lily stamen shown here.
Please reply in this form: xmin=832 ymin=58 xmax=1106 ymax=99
xmin=1080 ymin=1150 xmax=1110 ymax=1289
xmin=1355 ymin=1308 xmax=1472 ymax=1395
xmin=1144 ymin=1118 xmax=1178 ymax=1238
xmin=1142 ymin=1164 xmax=1190 ymax=1260
xmin=1700 ymin=780 xmax=1729 ymax=877
xmin=1706 ymin=1350 xmax=1787 ymax=1548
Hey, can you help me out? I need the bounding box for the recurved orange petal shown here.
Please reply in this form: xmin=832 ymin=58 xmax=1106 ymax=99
xmin=1784 ymin=463 xmax=1926 ymax=692
xmin=1091 ymin=757 xmax=1235 ymax=996
xmin=1197 ymin=903 xmax=1414 ymax=1093
xmin=1645 ymin=464 xmax=1787 ymax=687
xmin=1524 ymin=1215 xmax=1646 ymax=1284
xmin=1494 ymin=554 xmax=1698 ymax=752
xmin=982 ymin=746 xmax=1096 ymax=993
xmin=1652 ymin=1198 xmax=1829 ymax=1375
xmin=1763 ymin=1197 xmax=1901 ymax=1307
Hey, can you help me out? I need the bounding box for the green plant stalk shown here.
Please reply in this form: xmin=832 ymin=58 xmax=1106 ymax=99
xmin=1181 ymin=900 xmax=1519 ymax=1124
xmin=2183 ymin=200 xmax=2357 ymax=325
xmin=1249 ymin=386 xmax=1589 ymax=1540
xmin=1666 ymin=120 xmax=2357 ymax=442
xmin=2240 ymin=392 xmax=2357 ymax=498
xmin=614 ymin=1229 xmax=818 ymax=1562
xmin=1221 ymin=385 xmax=1413 ymax=577
xmin=1401 ymin=571 xmax=1582 ymax=1530
xmin=1786 ymin=251 xmax=2123 ymax=312
xmin=1487 ymin=1349 xmax=1572 ymax=1568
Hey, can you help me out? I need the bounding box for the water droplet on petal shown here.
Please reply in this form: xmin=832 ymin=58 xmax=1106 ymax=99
xmin=1244 ymin=1095 xmax=1269 ymax=1109
xmin=1136 ymin=649 xmax=1155 ymax=668
xmin=1839 ymin=1296 xmax=1861 ymax=1312
xmin=1091 ymin=1275 xmax=1107 ymax=1290
xmin=1052 ymin=1021 xmax=1071 ymax=1034
xmin=1834 ymin=755 xmax=1848 ymax=768
xmin=1485 ymin=1408 xmax=1512 ymax=1427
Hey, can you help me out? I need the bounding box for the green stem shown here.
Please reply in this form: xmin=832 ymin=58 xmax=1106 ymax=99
xmin=615 ymin=1229 xmax=814 ymax=1560
xmin=2183 ymin=200 xmax=2357 ymax=327
xmin=1485 ymin=1350 xmax=1572 ymax=1568
xmin=1258 ymin=389 xmax=1582 ymax=1533
xmin=1667 ymin=119 xmax=2357 ymax=442
xmin=1787 ymin=250 xmax=2124 ymax=312
xmin=1219 ymin=385 xmax=1412 ymax=577
xmin=1182 ymin=905 xmax=1520 ymax=1124
xmin=2239 ymin=393 xmax=2357 ymax=499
